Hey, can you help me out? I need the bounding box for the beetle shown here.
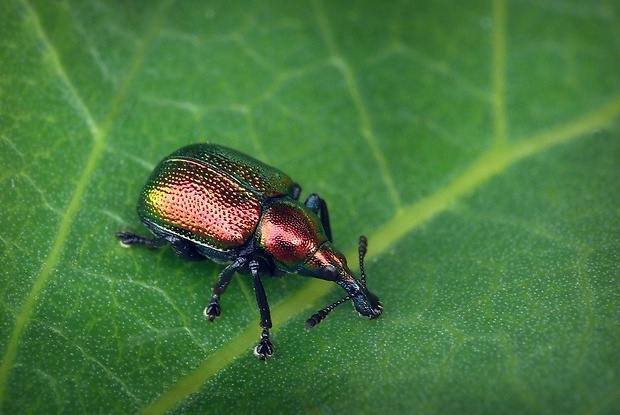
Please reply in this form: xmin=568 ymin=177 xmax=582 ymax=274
xmin=116 ymin=143 xmax=382 ymax=359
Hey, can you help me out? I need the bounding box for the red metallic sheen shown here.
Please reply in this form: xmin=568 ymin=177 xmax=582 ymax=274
xmin=139 ymin=158 xmax=262 ymax=250
xmin=306 ymin=243 xmax=349 ymax=277
xmin=258 ymin=199 xmax=327 ymax=270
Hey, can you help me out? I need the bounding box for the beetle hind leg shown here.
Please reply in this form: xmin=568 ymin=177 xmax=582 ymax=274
xmin=166 ymin=236 xmax=207 ymax=261
xmin=116 ymin=230 xmax=205 ymax=262
xmin=116 ymin=232 xmax=166 ymax=249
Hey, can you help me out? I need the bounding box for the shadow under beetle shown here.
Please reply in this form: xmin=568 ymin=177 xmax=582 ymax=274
xmin=116 ymin=143 xmax=382 ymax=359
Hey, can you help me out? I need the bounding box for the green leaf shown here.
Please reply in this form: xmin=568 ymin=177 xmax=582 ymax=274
xmin=1 ymin=0 xmax=619 ymax=414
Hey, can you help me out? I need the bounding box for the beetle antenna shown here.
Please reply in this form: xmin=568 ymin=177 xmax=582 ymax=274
xmin=305 ymin=295 xmax=350 ymax=330
xmin=305 ymin=235 xmax=371 ymax=330
xmin=358 ymin=235 xmax=368 ymax=285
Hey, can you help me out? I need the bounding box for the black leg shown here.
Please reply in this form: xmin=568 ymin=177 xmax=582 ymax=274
xmin=249 ymin=259 xmax=274 ymax=360
xmin=116 ymin=230 xmax=207 ymax=261
xmin=291 ymin=184 xmax=301 ymax=200
xmin=204 ymin=256 xmax=246 ymax=321
xmin=116 ymin=232 xmax=166 ymax=249
xmin=166 ymin=235 xmax=207 ymax=261
xmin=304 ymin=194 xmax=332 ymax=242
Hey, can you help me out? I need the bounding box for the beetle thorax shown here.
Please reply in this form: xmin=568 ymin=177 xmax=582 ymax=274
xmin=257 ymin=199 xmax=328 ymax=272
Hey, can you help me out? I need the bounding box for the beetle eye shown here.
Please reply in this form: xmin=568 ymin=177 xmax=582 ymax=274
xmin=320 ymin=265 xmax=338 ymax=279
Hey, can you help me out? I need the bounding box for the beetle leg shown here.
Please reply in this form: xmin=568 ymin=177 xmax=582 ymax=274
xmin=116 ymin=232 xmax=166 ymax=249
xmin=291 ymin=184 xmax=302 ymax=200
xmin=166 ymin=235 xmax=208 ymax=261
xmin=204 ymin=256 xmax=246 ymax=321
xmin=249 ymin=259 xmax=274 ymax=360
xmin=304 ymin=194 xmax=333 ymax=242
xmin=116 ymin=231 xmax=205 ymax=261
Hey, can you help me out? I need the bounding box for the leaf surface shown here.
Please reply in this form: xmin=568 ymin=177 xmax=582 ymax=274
xmin=1 ymin=1 xmax=619 ymax=414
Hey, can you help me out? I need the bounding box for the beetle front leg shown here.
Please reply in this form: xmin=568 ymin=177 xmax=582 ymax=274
xmin=291 ymin=184 xmax=302 ymax=200
xmin=249 ymin=259 xmax=274 ymax=360
xmin=204 ymin=257 xmax=246 ymax=321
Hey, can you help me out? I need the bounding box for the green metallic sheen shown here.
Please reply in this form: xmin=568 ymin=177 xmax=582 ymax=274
xmin=137 ymin=144 xmax=298 ymax=255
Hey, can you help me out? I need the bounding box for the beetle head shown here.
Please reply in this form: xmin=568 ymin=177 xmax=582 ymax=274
xmin=304 ymin=237 xmax=382 ymax=329
xmin=256 ymin=200 xmax=382 ymax=327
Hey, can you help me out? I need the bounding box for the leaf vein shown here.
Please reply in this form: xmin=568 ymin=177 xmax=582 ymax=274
xmin=0 ymin=0 xmax=102 ymax=403
xmin=492 ymin=0 xmax=508 ymax=147
xmin=139 ymin=91 xmax=620 ymax=415
xmin=0 ymin=0 xmax=176 ymax=406
xmin=312 ymin=0 xmax=402 ymax=210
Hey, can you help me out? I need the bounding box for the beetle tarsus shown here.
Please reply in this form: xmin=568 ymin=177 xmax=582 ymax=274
xmin=115 ymin=232 xmax=165 ymax=249
xmin=254 ymin=329 xmax=274 ymax=360
xmin=204 ymin=297 xmax=221 ymax=321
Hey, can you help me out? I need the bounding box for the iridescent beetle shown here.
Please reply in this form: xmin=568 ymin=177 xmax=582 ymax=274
xmin=116 ymin=143 xmax=382 ymax=359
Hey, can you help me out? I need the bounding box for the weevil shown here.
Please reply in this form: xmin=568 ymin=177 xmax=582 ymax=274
xmin=116 ymin=143 xmax=382 ymax=359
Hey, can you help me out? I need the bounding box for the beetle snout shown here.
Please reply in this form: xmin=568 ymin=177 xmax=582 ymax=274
xmin=352 ymin=288 xmax=383 ymax=319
